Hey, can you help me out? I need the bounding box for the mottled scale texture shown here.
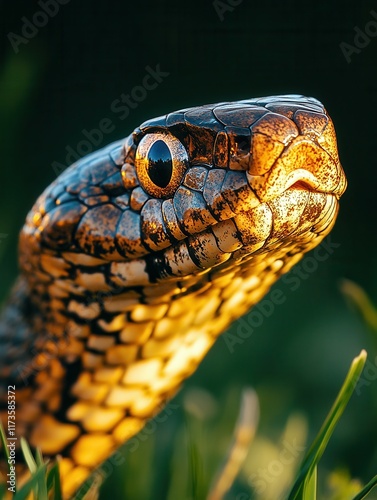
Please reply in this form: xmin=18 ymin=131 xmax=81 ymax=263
xmin=0 ymin=95 xmax=346 ymax=498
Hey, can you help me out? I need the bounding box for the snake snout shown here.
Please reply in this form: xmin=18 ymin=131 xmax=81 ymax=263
xmin=247 ymin=126 xmax=346 ymax=202
xmin=233 ymin=98 xmax=346 ymax=203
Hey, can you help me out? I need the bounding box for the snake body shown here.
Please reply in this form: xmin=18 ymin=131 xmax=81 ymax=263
xmin=0 ymin=95 xmax=346 ymax=497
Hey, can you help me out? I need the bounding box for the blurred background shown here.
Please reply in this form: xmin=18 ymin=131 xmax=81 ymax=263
xmin=1 ymin=0 xmax=377 ymax=498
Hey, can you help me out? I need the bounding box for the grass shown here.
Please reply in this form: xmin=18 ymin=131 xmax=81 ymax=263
xmin=1 ymin=349 xmax=376 ymax=499
xmin=286 ymin=350 xmax=372 ymax=500
xmin=0 ymin=427 xmax=62 ymax=500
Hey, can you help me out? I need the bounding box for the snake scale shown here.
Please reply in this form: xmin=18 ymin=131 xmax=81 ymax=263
xmin=0 ymin=95 xmax=346 ymax=498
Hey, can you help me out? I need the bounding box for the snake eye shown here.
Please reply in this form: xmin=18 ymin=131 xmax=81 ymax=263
xmin=135 ymin=132 xmax=188 ymax=198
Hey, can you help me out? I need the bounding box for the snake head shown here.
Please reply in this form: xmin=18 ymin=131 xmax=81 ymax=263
xmin=136 ymin=94 xmax=346 ymax=201
xmin=20 ymin=95 xmax=346 ymax=290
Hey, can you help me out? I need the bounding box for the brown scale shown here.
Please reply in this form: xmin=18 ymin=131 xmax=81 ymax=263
xmin=0 ymin=95 xmax=346 ymax=498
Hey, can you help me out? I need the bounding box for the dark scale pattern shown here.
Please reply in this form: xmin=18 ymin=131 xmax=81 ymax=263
xmin=0 ymin=95 xmax=346 ymax=498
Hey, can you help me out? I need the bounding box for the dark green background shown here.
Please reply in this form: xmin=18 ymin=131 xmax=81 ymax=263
xmin=1 ymin=1 xmax=377 ymax=498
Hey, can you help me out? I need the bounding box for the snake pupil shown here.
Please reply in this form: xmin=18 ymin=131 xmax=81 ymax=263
xmin=147 ymin=140 xmax=173 ymax=188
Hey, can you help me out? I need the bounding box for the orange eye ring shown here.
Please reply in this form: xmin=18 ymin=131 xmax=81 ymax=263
xmin=135 ymin=132 xmax=188 ymax=198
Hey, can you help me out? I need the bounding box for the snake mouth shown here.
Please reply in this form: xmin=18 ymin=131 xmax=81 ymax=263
xmin=285 ymin=172 xmax=342 ymax=199
xmin=247 ymin=163 xmax=346 ymax=204
xmin=288 ymin=177 xmax=346 ymax=202
xmin=288 ymin=180 xmax=316 ymax=191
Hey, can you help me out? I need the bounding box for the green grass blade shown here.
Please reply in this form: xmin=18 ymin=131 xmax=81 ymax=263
xmin=352 ymin=474 xmax=377 ymax=500
xmin=46 ymin=463 xmax=63 ymax=500
xmin=287 ymin=350 xmax=367 ymax=500
xmin=183 ymin=398 xmax=214 ymax=500
xmin=340 ymin=280 xmax=377 ymax=331
xmin=186 ymin=418 xmax=203 ymax=500
xmin=36 ymin=463 xmax=49 ymax=500
xmin=35 ymin=448 xmax=45 ymax=468
xmin=302 ymin=466 xmax=317 ymax=500
xmin=13 ymin=465 xmax=46 ymax=500
xmin=20 ymin=437 xmax=37 ymax=474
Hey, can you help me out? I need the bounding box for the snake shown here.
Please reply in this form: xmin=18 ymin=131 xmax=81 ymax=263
xmin=0 ymin=94 xmax=346 ymax=498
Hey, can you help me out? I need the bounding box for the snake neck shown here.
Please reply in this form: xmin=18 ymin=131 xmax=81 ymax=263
xmin=1 ymin=227 xmax=326 ymax=497
xmin=2 ymin=224 xmax=323 ymax=413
